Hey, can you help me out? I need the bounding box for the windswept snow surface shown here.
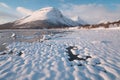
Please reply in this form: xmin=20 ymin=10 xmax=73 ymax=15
xmin=0 ymin=28 xmax=120 ymax=80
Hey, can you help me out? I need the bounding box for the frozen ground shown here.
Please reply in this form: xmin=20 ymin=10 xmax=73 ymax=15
xmin=0 ymin=28 xmax=120 ymax=80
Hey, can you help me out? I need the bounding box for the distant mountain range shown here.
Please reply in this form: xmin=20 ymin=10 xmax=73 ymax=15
xmin=0 ymin=7 xmax=119 ymax=29
xmin=82 ymin=20 xmax=120 ymax=29
xmin=0 ymin=7 xmax=84 ymax=29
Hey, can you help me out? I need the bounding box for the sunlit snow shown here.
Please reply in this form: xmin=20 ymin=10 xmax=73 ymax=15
xmin=0 ymin=28 xmax=120 ymax=80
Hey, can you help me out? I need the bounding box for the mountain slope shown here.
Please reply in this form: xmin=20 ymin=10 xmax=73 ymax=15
xmin=16 ymin=7 xmax=76 ymax=25
xmin=0 ymin=7 xmax=82 ymax=29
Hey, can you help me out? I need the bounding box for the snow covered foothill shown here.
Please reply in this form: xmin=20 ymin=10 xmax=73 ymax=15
xmin=0 ymin=28 xmax=120 ymax=80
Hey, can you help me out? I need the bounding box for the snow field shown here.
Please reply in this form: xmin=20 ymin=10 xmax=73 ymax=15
xmin=0 ymin=28 xmax=120 ymax=80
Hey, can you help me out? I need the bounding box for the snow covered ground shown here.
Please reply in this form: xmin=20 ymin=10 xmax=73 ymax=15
xmin=0 ymin=28 xmax=120 ymax=80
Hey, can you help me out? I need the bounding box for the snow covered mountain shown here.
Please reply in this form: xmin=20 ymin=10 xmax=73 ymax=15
xmin=0 ymin=7 xmax=83 ymax=29
xmin=16 ymin=7 xmax=78 ymax=25
xmin=72 ymin=16 xmax=87 ymax=25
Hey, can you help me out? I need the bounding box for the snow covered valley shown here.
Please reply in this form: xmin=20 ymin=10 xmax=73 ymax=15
xmin=0 ymin=28 xmax=120 ymax=80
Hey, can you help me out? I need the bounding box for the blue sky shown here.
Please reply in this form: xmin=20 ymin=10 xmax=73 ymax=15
xmin=0 ymin=0 xmax=120 ymax=24
xmin=0 ymin=0 xmax=120 ymax=10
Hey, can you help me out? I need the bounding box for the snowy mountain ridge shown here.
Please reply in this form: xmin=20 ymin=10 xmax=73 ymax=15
xmin=0 ymin=7 xmax=120 ymax=29
xmin=0 ymin=7 xmax=85 ymax=29
xmin=16 ymin=7 xmax=64 ymax=24
xmin=15 ymin=7 xmax=80 ymax=27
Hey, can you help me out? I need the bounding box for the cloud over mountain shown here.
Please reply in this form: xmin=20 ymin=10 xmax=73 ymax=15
xmin=0 ymin=2 xmax=120 ymax=25
xmin=0 ymin=2 xmax=19 ymax=24
xmin=61 ymin=4 xmax=120 ymax=24
xmin=0 ymin=2 xmax=32 ymax=24
xmin=0 ymin=2 xmax=10 ymax=8
xmin=17 ymin=7 xmax=33 ymax=16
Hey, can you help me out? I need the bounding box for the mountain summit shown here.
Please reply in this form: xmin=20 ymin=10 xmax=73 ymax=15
xmin=0 ymin=7 xmax=84 ymax=29
xmin=15 ymin=7 xmax=79 ymax=28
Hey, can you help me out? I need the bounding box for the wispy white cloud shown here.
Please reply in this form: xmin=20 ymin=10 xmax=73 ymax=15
xmin=0 ymin=2 xmax=10 ymax=9
xmin=0 ymin=2 xmax=18 ymax=24
xmin=61 ymin=4 xmax=120 ymax=24
xmin=17 ymin=7 xmax=33 ymax=16
xmin=0 ymin=2 xmax=32 ymax=24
